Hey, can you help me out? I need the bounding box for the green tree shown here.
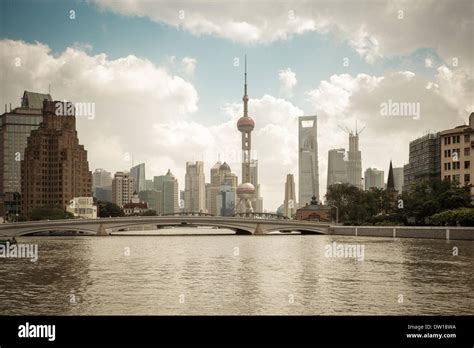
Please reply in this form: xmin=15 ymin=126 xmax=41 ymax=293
xmin=97 ymin=201 xmax=125 ymax=217
xmin=400 ymin=179 xmax=471 ymax=225
xmin=140 ymin=210 xmax=157 ymax=216
xmin=27 ymin=205 xmax=74 ymax=221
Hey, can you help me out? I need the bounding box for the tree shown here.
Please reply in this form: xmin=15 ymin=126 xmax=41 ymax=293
xmin=140 ymin=210 xmax=157 ymax=216
xmin=27 ymin=206 xmax=74 ymax=221
xmin=400 ymin=179 xmax=472 ymax=225
xmin=97 ymin=201 xmax=124 ymax=217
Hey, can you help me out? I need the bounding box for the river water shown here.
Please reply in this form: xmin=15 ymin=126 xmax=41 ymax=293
xmin=0 ymin=229 xmax=472 ymax=315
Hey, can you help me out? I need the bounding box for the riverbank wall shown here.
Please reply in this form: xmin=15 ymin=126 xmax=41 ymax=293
xmin=328 ymin=226 xmax=473 ymax=241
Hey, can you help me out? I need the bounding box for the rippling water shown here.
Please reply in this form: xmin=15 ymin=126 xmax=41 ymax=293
xmin=0 ymin=229 xmax=473 ymax=315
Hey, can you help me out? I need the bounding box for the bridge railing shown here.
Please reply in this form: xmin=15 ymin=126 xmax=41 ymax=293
xmin=160 ymin=212 xmax=215 ymax=217
xmin=233 ymin=212 xmax=290 ymax=220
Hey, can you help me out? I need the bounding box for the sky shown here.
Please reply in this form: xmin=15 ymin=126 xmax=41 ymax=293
xmin=0 ymin=0 xmax=473 ymax=211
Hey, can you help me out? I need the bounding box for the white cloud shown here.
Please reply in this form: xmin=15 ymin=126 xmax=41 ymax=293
xmin=425 ymin=57 xmax=433 ymax=68
xmin=94 ymin=0 xmax=473 ymax=66
xmin=307 ymin=67 xmax=473 ymax=199
xmin=0 ymin=39 xmax=199 ymax=179
xmin=0 ymin=39 xmax=308 ymax=211
xmin=278 ymin=68 xmax=297 ymax=97
xmin=181 ymin=57 xmax=197 ymax=75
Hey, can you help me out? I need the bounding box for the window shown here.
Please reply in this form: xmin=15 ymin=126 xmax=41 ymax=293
xmin=465 ymin=148 xmax=470 ymax=156
xmin=453 ymin=174 xmax=460 ymax=183
xmin=465 ymin=134 xmax=470 ymax=142
xmin=453 ymin=162 xmax=460 ymax=170
xmin=465 ymin=161 xmax=470 ymax=169
xmin=464 ymin=174 xmax=470 ymax=183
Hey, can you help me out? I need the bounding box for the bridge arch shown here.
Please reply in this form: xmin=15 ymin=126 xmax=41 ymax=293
xmin=13 ymin=226 xmax=98 ymax=236
xmin=107 ymin=221 xmax=255 ymax=235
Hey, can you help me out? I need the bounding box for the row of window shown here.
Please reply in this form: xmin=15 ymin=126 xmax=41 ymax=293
xmin=443 ymin=148 xmax=471 ymax=158
xmin=444 ymin=174 xmax=470 ymax=183
xmin=444 ymin=134 xmax=471 ymax=145
xmin=443 ymin=161 xmax=470 ymax=170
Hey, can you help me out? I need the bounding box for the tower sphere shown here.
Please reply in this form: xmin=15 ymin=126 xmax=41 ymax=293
xmin=237 ymin=116 xmax=255 ymax=132
xmin=237 ymin=182 xmax=255 ymax=198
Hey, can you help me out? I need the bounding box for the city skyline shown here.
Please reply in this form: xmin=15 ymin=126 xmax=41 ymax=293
xmin=1 ymin=0 xmax=473 ymax=211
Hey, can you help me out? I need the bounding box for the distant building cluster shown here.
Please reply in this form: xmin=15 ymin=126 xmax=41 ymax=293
xmin=0 ymin=78 xmax=473 ymax=222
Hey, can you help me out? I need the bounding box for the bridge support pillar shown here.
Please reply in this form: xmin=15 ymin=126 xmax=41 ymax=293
xmin=97 ymin=224 xmax=109 ymax=236
xmin=254 ymin=223 xmax=263 ymax=235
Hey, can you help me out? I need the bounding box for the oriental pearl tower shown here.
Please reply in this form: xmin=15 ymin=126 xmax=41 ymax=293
xmin=236 ymin=56 xmax=256 ymax=213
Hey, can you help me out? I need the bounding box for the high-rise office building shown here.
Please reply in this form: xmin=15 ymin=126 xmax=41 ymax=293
xmin=209 ymin=161 xmax=222 ymax=215
xmin=364 ymin=168 xmax=384 ymax=190
xmin=347 ymin=130 xmax=363 ymax=189
xmin=250 ymin=159 xmax=263 ymax=212
xmin=299 ymin=115 xmax=319 ymax=205
xmin=403 ymin=133 xmax=441 ymax=189
xmin=327 ymin=148 xmax=348 ymax=189
xmin=92 ymin=168 xmax=112 ymax=189
xmin=0 ymin=91 xmax=52 ymax=217
xmin=130 ymin=162 xmax=146 ymax=193
xmin=393 ymin=167 xmax=404 ymax=193
xmin=112 ymin=171 xmax=134 ymax=207
xmin=217 ymin=184 xmax=236 ymax=216
xmin=145 ymin=179 xmax=154 ymax=191
xmin=185 ymin=161 xmax=206 ymax=212
xmin=153 ymin=169 xmax=179 ymax=215
xmin=21 ymin=100 xmax=92 ymax=214
xmin=205 ymin=182 xmax=211 ymax=214
xmin=284 ymin=174 xmax=296 ymax=218
xmin=209 ymin=161 xmax=238 ymax=215
xmin=92 ymin=168 xmax=112 ymax=202
xmin=440 ymin=113 xmax=474 ymax=197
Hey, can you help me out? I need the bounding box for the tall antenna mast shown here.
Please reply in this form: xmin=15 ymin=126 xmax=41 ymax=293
xmin=243 ymin=54 xmax=248 ymax=117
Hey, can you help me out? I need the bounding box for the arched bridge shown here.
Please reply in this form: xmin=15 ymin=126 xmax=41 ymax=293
xmin=0 ymin=216 xmax=330 ymax=236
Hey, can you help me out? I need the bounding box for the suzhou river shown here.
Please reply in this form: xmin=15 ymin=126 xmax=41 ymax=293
xmin=0 ymin=229 xmax=472 ymax=315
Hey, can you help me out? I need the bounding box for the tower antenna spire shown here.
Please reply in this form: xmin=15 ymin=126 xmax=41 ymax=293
xmin=243 ymin=54 xmax=249 ymax=117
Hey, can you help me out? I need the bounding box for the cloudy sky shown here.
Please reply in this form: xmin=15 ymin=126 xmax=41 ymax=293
xmin=1 ymin=0 xmax=473 ymax=211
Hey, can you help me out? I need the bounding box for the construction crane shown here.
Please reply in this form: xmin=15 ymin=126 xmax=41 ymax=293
xmin=338 ymin=120 xmax=366 ymax=136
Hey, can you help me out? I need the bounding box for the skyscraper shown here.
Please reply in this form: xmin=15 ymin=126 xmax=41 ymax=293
xmin=250 ymin=159 xmax=263 ymax=212
xmin=284 ymin=174 xmax=296 ymax=218
xmin=0 ymin=91 xmax=52 ymax=217
xmin=130 ymin=162 xmax=146 ymax=193
xmin=154 ymin=169 xmax=179 ymax=215
xmin=92 ymin=168 xmax=112 ymax=189
xmin=393 ymin=167 xmax=404 ymax=193
xmin=327 ymin=148 xmax=348 ymax=189
xmin=347 ymin=128 xmax=363 ymax=189
xmin=185 ymin=161 xmax=206 ymax=212
xmin=364 ymin=168 xmax=384 ymax=190
xmin=92 ymin=168 xmax=112 ymax=202
xmin=298 ymin=115 xmax=319 ymax=205
xmin=403 ymin=133 xmax=441 ymax=189
xmin=21 ymin=100 xmax=92 ymax=214
xmin=209 ymin=161 xmax=222 ymax=215
xmin=209 ymin=161 xmax=238 ymax=215
xmin=236 ymin=56 xmax=256 ymax=213
xmin=112 ymin=171 xmax=134 ymax=207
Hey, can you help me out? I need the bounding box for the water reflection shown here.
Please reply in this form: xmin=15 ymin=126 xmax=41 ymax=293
xmin=0 ymin=231 xmax=472 ymax=315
